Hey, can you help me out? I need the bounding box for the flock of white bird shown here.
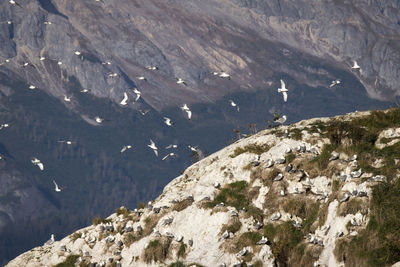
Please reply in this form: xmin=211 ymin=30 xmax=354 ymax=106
xmin=1 ymin=0 xmax=363 ymax=195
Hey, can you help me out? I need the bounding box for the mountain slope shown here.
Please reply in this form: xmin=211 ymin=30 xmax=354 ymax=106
xmin=7 ymin=108 xmax=400 ymax=267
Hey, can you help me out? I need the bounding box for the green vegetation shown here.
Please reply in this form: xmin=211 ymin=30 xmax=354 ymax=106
xmin=237 ymin=231 xmax=263 ymax=247
xmin=230 ymin=144 xmax=270 ymax=158
xmin=115 ymin=206 xmax=130 ymax=218
xmin=123 ymin=233 xmax=137 ymax=247
xmin=137 ymin=202 xmax=146 ymax=209
xmin=177 ymin=243 xmax=187 ymax=258
xmin=309 ymin=144 xmax=337 ymax=170
xmin=173 ymin=198 xmax=194 ymax=212
xmin=142 ymin=239 xmax=171 ymax=263
xmin=336 ymin=179 xmax=400 ymax=266
xmin=70 ymin=232 xmax=82 ymax=242
xmin=285 ymin=152 xmax=296 ymax=163
xmin=168 ymin=261 xmax=186 ymax=267
xmin=282 ymin=199 xmax=319 ymax=232
xmin=207 ymin=181 xmax=248 ymax=210
xmin=290 ymin=128 xmax=303 ymax=140
xmin=92 ymin=217 xmax=112 ymax=226
xmin=221 ymin=218 xmax=242 ymax=234
xmin=55 ymin=255 xmax=80 ymax=267
xmin=263 ymin=221 xmax=303 ymax=266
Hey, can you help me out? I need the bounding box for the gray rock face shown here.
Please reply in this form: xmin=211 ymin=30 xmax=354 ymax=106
xmin=0 ymin=0 xmax=399 ymax=112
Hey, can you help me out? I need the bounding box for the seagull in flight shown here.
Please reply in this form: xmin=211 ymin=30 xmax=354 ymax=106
xmin=0 ymin=123 xmax=9 ymax=130
xmin=120 ymin=145 xmax=132 ymax=153
xmin=53 ymin=180 xmax=62 ymax=192
xmin=133 ymin=88 xmax=141 ymax=102
xmin=229 ymin=100 xmax=239 ymax=112
xmin=139 ymin=109 xmax=150 ymax=116
xmin=165 ymin=144 xmax=178 ymax=149
xmin=181 ymin=104 xmax=192 ymax=120
xmin=188 ymin=145 xmax=198 ymax=152
xmin=120 ymin=92 xmax=128 ymax=105
xmin=146 ymin=66 xmax=158 ymax=71
xmin=95 ymin=116 xmax=104 ymax=124
xmin=278 ymin=79 xmax=288 ymax=102
xmin=329 ymin=79 xmax=341 ymax=88
xmin=176 ymin=78 xmax=186 ymax=86
xmin=163 ymin=117 xmax=173 ymax=126
xmin=351 ymin=60 xmax=361 ymax=70
xmin=275 ymin=115 xmax=287 ymax=125
xmin=148 ymin=139 xmax=158 ymax=157
xmin=64 ymin=95 xmax=71 ymax=102
xmin=219 ymin=72 xmax=230 ymax=79
xmin=58 ymin=140 xmax=74 ymax=145
xmin=162 ymin=153 xmax=176 ymax=161
xmin=31 ymin=157 xmax=44 ymax=171
xmin=9 ymin=0 xmax=23 ymax=8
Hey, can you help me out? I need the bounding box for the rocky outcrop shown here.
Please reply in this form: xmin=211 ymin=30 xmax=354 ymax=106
xmin=8 ymin=109 xmax=400 ymax=266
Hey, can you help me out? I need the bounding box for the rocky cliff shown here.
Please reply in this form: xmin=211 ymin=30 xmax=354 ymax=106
xmin=7 ymin=108 xmax=400 ymax=267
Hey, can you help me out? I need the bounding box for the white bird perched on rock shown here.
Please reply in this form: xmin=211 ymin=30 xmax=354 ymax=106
xmin=39 ymin=56 xmax=46 ymax=61
xmin=57 ymin=60 xmax=63 ymax=65
xmin=53 ymin=180 xmax=62 ymax=192
xmin=176 ymin=78 xmax=186 ymax=85
xmin=133 ymin=88 xmax=141 ymax=102
xmin=351 ymin=60 xmax=361 ymax=70
xmin=120 ymin=145 xmax=132 ymax=153
xmin=163 ymin=117 xmax=173 ymax=126
xmin=137 ymin=76 xmax=147 ymax=81
xmin=278 ymin=79 xmax=288 ymax=102
xmin=120 ymin=92 xmax=128 ymax=106
xmin=229 ymin=100 xmax=239 ymax=112
xmin=44 ymin=21 xmax=52 ymax=25
xmin=162 ymin=153 xmax=176 ymax=161
xmin=219 ymin=72 xmax=230 ymax=79
xmin=271 ymin=212 xmax=281 ymax=221
xmin=139 ymin=109 xmax=150 ymax=116
xmin=165 ymin=144 xmax=178 ymax=149
xmin=148 ymin=139 xmax=158 ymax=157
xmin=44 ymin=234 xmax=55 ymax=246
xmin=64 ymin=95 xmax=71 ymax=102
xmin=212 ymin=71 xmax=219 ymax=76
xmin=80 ymin=89 xmax=90 ymax=93
xmin=31 ymin=157 xmax=44 ymax=171
xmin=74 ymin=51 xmax=81 ymax=56
xmin=181 ymin=104 xmax=192 ymax=120
xmin=29 ymin=85 xmax=36 ymax=90
xmin=275 ymin=115 xmax=287 ymax=125
xmin=101 ymin=61 xmax=111 ymax=65
xmin=188 ymin=145 xmax=198 ymax=152
xmin=108 ymin=72 xmax=118 ymax=78
xmin=256 ymin=236 xmax=268 ymax=245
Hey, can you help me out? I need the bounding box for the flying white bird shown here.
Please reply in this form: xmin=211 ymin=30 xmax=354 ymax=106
xmin=53 ymin=180 xmax=62 ymax=192
xmin=176 ymin=78 xmax=186 ymax=85
xmin=148 ymin=139 xmax=158 ymax=157
xmin=229 ymin=100 xmax=239 ymax=112
xmin=9 ymin=0 xmax=23 ymax=8
xmin=29 ymin=85 xmax=36 ymax=90
xmin=133 ymin=88 xmax=141 ymax=101
xmin=120 ymin=145 xmax=132 ymax=153
xmin=165 ymin=144 xmax=178 ymax=149
xmin=275 ymin=115 xmax=287 ymax=125
xmin=139 ymin=109 xmax=150 ymax=115
xmin=351 ymin=60 xmax=361 ymax=70
xmin=58 ymin=140 xmax=74 ymax=145
xmin=188 ymin=145 xmax=198 ymax=152
xmin=31 ymin=157 xmax=44 ymax=171
xmin=64 ymin=95 xmax=71 ymax=102
xmin=278 ymin=79 xmax=288 ymax=102
xmin=219 ymin=72 xmax=230 ymax=79
xmin=0 ymin=123 xmax=9 ymax=130
xmin=95 ymin=116 xmax=104 ymax=123
xmin=329 ymin=79 xmax=341 ymax=88
xmin=163 ymin=117 xmax=173 ymax=126
xmin=181 ymin=104 xmax=192 ymax=120
xmin=120 ymin=92 xmax=128 ymax=105
xmin=146 ymin=66 xmax=158 ymax=71
xmin=162 ymin=153 xmax=176 ymax=161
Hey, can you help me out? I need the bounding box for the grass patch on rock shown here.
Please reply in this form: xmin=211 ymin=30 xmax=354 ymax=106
xmin=142 ymin=238 xmax=172 ymax=263
xmin=230 ymin=144 xmax=270 ymax=158
xmin=55 ymin=255 xmax=80 ymax=267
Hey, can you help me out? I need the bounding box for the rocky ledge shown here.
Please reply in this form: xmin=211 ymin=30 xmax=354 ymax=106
xmin=7 ymin=108 xmax=400 ymax=267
